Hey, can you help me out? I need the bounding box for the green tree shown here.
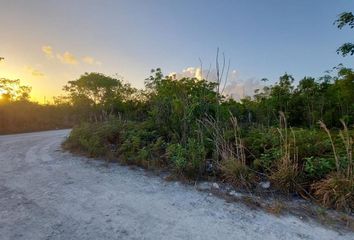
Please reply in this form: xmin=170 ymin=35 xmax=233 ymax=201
xmin=63 ymin=72 xmax=136 ymax=121
xmin=269 ymin=73 xmax=294 ymax=116
xmin=335 ymin=12 xmax=354 ymax=56
xmin=145 ymin=69 xmax=219 ymax=144
xmin=296 ymin=77 xmax=320 ymax=127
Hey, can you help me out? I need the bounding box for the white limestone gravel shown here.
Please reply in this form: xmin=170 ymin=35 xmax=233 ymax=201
xmin=0 ymin=129 xmax=352 ymax=240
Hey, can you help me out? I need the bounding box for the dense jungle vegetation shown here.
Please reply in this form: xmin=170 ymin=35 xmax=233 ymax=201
xmin=1 ymin=12 xmax=353 ymax=211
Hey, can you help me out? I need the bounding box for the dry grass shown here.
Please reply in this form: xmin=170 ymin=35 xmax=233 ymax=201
xmin=312 ymin=173 xmax=354 ymax=211
xmin=220 ymin=159 xmax=254 ymax=188
xmin=270 ymin=163 xmax=299 ymax=193
xmin=270 ymin=112 xmax=299 ymax=193
xmin=319 ymin=120 xmax=340 ymax=172
xmin=265 ymin=201 xmax=285 ymax=216
xmin=312 ymin=120 xmax=354 ymax=211
xmin=339 ymin=119 xmax=353 ymax=179
xmin=202 ymin=112 xmax=251 ymax=188
xmin=202 ymin=113 xmax=246 ymax=165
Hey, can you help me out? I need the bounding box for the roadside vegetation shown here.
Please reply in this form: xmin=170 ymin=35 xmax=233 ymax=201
xmin=0 ymin=78 xmax=76 ymax=134
xmin=1 ymin=12 xmax=353 ymax=212
xmin=63 ymin=66 xmax=354 ymax=212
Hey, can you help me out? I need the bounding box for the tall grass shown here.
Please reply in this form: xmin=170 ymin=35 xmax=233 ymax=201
xmin=202 ymin=113 xmax=252 ymax=187
xmin=312 ymin=120 xmax=354 ymax=211
xmin=269 ymin=112 xmax=299 ymax=193
xmin=339 ymin=119 xmax=353 ymax=179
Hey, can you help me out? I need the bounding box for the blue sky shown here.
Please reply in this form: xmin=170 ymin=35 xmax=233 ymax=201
xmin=0 ymin=0 xmax=353 ymax=101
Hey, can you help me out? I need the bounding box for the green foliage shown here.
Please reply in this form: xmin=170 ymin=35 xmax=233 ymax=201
xmin=65 ymin=118 xmax=123 ymax=157
xmin=167 ymin=143 xmax=187 ymax=173
xmin=145 ymin=69 xmax=219 ymax=143
xmin=337 ymin=43 xmax=354 ymax=57
xmin=63 ymin=72 xmax=138 ymax=121
xmin=186 ymin=138 xmax=206 ymax=175
xmin=304 ymin=157 xmax=336 ymax=179
xmin=256 ymin=149 xmax=281 ymax=171
xmin=118 ymin=124 xmax=151 ymax=162
xmin=335 ymin=12 xmax=354 ymax=56
xmin=2 ymin=63 xmax=344 ymax=211
xmin=335 ymin=12 xmax=354 ymax=29
xmin=63 ymin=67 xmax=354 ymax=211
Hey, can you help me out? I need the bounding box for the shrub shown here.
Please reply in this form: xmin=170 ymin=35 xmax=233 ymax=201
xmin=185 ymin=138 xmax=206 ymax=177
xmin=304 ymin=157 xmax=336 ymax=179
xmin=167 ymin=143 xmax=187 ymax=173
xmin=134 ymin=138 xmax=167 ymax=169
xmin=137 ymin=147 xmax=150 ymax=167
xmin=119 ymin=123 xmax=162 ymax=164
xmin=64 ymin=122 xmax=106 ymax=157
xmin=293 ymin=129 xmax=332 ymax=161
xmin=78 ymin=134 xmax=105 ymax=156
xmin=64 ymin=118 xmax=123 ymax=157
xmin=166 ymin=138 xmax=207 ymax=178
xmin=254 ymin=149 xmax=281 ymax=172
xmin=244 ymin=128 xmax=280 ymax=158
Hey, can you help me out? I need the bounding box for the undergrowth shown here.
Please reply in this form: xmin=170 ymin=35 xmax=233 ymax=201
xmin=65 ymin=113 xmax=354 ymax=213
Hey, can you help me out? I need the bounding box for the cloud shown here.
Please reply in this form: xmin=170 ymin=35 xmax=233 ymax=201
xmin=169 ymin=67 xmax=262 ymax=100
xmin=82 ymin=56 xmax=102 ymax=65
xmin=24 ymin=66 xmax=45 ymax=77
xmin=182 ymin=67 xmax=203 ymax=80
xmin=56 ymin=51 xmax=78 ymax=65
xmin=42 ymin=46 xmax=53 ymax=58
xmin=42 ymin=46 xmax=101 ymax=66
xmin=169 ymin=67 xmax=203 ymax=80
xmin=223 ymin=75 xmax=263 ymax=100
xmin=223 ymin=80 xmax=254 ymax=99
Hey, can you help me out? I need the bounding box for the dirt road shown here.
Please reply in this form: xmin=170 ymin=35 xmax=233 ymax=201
xmin=0 ymin=130 xmax=352 ymax=240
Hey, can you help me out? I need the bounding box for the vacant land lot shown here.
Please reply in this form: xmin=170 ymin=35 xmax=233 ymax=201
xmin=0 ymin=130 xmax=352 ymax=240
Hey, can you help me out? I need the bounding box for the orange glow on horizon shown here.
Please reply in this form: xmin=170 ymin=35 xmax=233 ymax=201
xmin=0 ymin=63 xmax=61 ymax=104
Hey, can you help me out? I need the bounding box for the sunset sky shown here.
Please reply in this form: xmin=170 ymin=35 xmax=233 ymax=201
xmin=0 ymin=0 xmax=353 ymax=102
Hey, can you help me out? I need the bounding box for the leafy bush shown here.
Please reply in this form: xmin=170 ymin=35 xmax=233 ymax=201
xmin=304 ymin=157 xmax=336 ymax=179
xmin=253 ymin=149 xmax=281 ymax=172
xmin=64 ymin=118 xmax=123 ymax=157
xmin=167 ymin=143 xmax=187 ymax=173
xmin=244 ymin=128 xmax=280 ymax=157
xmin=185 ymin=138 xmax=206 ymax=177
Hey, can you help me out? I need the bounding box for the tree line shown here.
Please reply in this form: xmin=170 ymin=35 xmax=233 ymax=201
xmin=1 ymin=12 xmax=353 ymax=211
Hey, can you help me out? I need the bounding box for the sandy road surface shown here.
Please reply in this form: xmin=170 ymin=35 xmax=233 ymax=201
xmin=0 ymin=129 xmax=352 ymax=240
